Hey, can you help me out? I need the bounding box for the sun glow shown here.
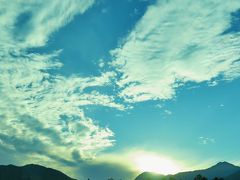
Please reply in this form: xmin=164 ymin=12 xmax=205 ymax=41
xmin=132 ymin=152 xmax=181 ymax=175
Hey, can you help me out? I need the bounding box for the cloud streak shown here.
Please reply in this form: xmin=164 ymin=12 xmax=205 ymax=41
xmin=111 ymin=0 xmax=240 ymax=102
xmin=0 ymin=0 xmax=95 ymax=48
xmin=199 ymin=137 xmax=215 ymax=145
xmin=1 ymin=0 xmax=240 ymax=178
xmin=0 ymin=0 xmax=124 ymax=171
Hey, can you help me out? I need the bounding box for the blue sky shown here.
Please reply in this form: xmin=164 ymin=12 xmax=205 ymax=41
xmin=0 ymin=0 xmax=240 ymax=179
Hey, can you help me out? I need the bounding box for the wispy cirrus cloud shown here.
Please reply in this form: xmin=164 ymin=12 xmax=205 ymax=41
xmin=199 ymin=137 xmax=215 ymax=145
xmin=111 ymin=0 xmax=240 ymax=102
xmin=0 ymin=0 xmax=125 ymax=172
xmin=0 ymin=46 xmax=118 ymax=158
xmin=1 ymin=0 xmax=240 ymax=178
xmin=0 ymin=0 xmax=95 ymax=48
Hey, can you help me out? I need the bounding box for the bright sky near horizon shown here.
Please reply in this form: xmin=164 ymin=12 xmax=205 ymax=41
xmin=0 ymin=0 xmax=240 ymax=179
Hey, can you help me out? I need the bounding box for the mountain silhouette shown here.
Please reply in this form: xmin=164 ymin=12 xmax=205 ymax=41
xmin=136 ymin=162 xmax=240 ymax=180
xmin=225 ymin=170 xmax=240 ymax=180
xmin=1 ymin=162 xmax=240 ymax=180
xmin=0 ymin=164 xmax=75 ymax=180
xmin=135 ymin=172 xmax=166 ymax=180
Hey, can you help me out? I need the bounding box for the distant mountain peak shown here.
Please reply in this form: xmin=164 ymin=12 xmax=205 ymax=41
xmin=216 ymin=161 xmax=233 ymax=166
xmin=135 ymin=162 xmax=240 ymax=180
xmin=211 ymin=161 xmax=237 ymax=169
xmin=0 ymin=164 xmax=76 ymax=180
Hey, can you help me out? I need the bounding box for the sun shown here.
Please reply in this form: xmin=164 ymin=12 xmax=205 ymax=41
xmin=132 ymin=152 xmax=181 ymax=175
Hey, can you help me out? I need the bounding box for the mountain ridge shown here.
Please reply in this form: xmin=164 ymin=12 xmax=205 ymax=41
xmin=0 ymin=163 xmax=76 ymax=180
xmin=0 ymin=162 xmax=240 ymax=180
xmin=136 ymin=162 xmax=240 ymax=180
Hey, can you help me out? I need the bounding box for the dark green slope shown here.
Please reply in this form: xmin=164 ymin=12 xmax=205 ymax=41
xmin=0 ymin=164 xmax=76 ymax=180
xmin=226 ymin=170 xmax=240 ymax=180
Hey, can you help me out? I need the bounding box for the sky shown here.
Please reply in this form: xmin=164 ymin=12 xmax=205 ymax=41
xmin=0 ymin=0 xmax=240 ymax=179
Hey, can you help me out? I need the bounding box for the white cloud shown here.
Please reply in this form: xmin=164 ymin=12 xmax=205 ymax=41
xmin=1 ymin=0 xmax=240 ymax=176
xmin=111 ymin=0 xmax=240 ymax=102
xmin=0 ymin=49 xmax=122 ymax=162
xmin=0 ymin=0 xmax=124 ymax=167
xmin=199 ymin=137 xmax=215 ymax=145
xmin=0 ymin=0 xmax=95 ymax=48
xmin=155 ymin=104 xmax=163 ymax=109
xmin=164 ymin=110 xmax=172 ymax=115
